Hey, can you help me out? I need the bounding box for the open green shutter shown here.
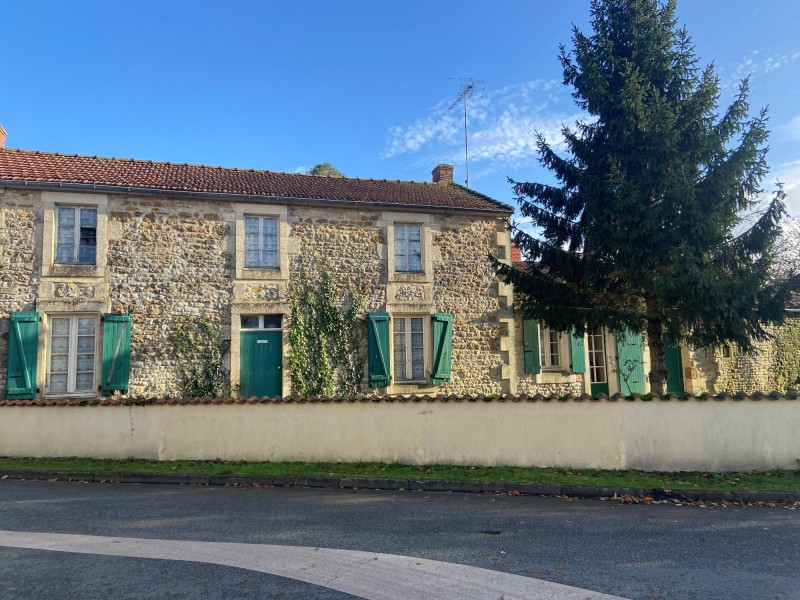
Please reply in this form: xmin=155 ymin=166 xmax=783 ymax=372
xmin=431 ymin=313 xmax=453 ymax=385
xmin=616 ymin=329 xmax=645 ymax=395
xmin=6 ymin=311 xmax=40 ymax=400
xmin=522 ymin=318 xmax=541 ymax=375
xmin=101 ymin=313 xmax=131 ymax=395
xmin=367 ymin=312 xmax=391 ymax=388
xmin=569 ymin=327 xmax=586 ymax=373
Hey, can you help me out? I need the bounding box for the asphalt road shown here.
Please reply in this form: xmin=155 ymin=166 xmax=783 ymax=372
xmin=0 ymin=480 xmax=798 ymax=600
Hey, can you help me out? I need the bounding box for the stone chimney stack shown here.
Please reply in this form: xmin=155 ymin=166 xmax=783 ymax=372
xmin=511 ymin=243 xmax=522 ymax=264
xmin=0 ymin=125 xmax=7 ymax=148
xmin=431 ymin=163 xmax=454 ymax=184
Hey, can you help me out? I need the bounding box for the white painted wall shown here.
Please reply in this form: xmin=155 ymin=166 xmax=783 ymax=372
xmin=0 ymin=401 xmax=797 ymax=472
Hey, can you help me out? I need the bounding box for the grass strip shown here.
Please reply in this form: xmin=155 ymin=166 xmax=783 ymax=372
xmin=0 ymin=457 xmax=798 ymax=491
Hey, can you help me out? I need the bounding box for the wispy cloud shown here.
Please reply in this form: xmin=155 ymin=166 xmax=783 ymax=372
xmin=382 ymin=80 xmax=582 ymax=173
xmin=721 ymin=48 xmax=800 ymax=89
xmin=778 ymin=115 xmax=800 ymax=141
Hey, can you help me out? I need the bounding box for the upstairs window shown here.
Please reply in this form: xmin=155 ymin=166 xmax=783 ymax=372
xmin=394 ymin=224 xmax=422 ymax=272
xmin=56 ymin=206 xmax=97 ymax=265
xmin=244 ymin=216 xmax=279 ymax=269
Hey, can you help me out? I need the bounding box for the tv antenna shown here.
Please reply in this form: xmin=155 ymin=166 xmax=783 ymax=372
xmin=449 ymin=77 xmax=484 ymax=188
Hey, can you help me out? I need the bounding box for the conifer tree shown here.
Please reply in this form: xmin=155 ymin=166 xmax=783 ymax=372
xmin=495 ymin=0 xmax=799 ymax=393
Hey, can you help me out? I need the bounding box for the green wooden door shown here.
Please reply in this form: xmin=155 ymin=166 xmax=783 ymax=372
xmin=664 ymin=339 xmax=684 ymax=394
xmin=616 ymin=329 xmax=646 ymax=395
xmin=240 ymin=330 xmax=282 ymax=397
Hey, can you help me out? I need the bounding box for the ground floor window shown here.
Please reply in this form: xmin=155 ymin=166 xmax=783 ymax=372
xmin=393 ymin=315 xmax=426 ymax=381
xmin=48 ymin=314 xmax=97 ymax=394
xmin=539 ymin=326 xmax=563 ymax=369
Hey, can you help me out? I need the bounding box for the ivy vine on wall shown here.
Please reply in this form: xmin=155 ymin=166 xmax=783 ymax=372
xmin=168 ymin=315 xmax=232 ymax=398
xmin=288 ymin=262 xmax=367 ymax=396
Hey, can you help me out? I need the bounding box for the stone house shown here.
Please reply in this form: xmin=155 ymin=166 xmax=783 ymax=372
xmin=1 ymin=126 xmax=578 ymax=400
xmin=2 ymin=125 xmax=796 ymax=400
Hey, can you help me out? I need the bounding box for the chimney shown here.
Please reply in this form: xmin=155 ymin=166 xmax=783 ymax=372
xmin=0 ymin=125 xmax=6 ymax=148
xmin=511 ymin=244 xmax=522 ymax=264
xmin=431 ymin=163 xmax=454 ymax=184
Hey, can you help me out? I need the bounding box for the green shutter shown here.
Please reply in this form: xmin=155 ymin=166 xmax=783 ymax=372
xmin=367 ymin=312 xmax=391 ymax=388
xmin=522 ymin=317 xmax=541 ymax=375
xmin=101 ymin=313 xmax=131 ymax=395
xmin=6 ymin=311 xmax=40 ymax=400
xmin=616 ymin=329 xmax=645 ymax=395
xmin=431 ymin=313 xmax=453 ymax=385
xmin=569 ymin=327 xmax=586 ymax=373
xmin=664 ymin=337 xmax=685 ymax=394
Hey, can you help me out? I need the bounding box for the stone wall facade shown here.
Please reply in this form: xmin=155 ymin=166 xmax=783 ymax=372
xmin=684 ymin=318 xmax=800 ymax=394
xmin=0 ymin=187 xmax=516 ymax=398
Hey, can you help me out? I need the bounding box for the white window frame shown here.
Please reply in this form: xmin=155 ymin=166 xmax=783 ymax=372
xmin=46 ymin=313 xmax=99 ymax=397
xmin=539 ymin=326 xmax=567 ymax=371
xmin=240 ymin=314 xmax=283 ymax=331
xmin=41 ymin=191 xmax=108 ymax=278
xmin=55 ymin=205 xmax=98 ymax=265
xmin=394 ymin=223 xmax=423 ymax=273
xmin=587 ymin=326 xmax=608 ymax=384
xmin=234 ymin=203 xmax=288 ymax=281
xmin=392 ymin=315 xmax=429 ymax=382
xmin=243 ymin=215 xmax=280 ymax=269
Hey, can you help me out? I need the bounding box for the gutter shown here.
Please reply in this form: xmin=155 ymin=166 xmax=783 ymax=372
xmin=0 ymin=179 xmax=513 ymax=217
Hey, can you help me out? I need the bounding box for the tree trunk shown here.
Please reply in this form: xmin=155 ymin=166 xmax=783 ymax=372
xmin=645 ymin=295 xmax=669 ymax=394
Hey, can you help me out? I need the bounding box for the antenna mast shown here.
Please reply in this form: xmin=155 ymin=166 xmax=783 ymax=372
xmin=449 ymin=77 xmax=484 ymax=188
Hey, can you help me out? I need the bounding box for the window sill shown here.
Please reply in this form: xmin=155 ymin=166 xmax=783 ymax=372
xmin=44 ymin=392 xmax=99 ymax=400
xmin=390 ymin=271 xmax=429 ymax=283
xmin=46 ymin=264 xmax=103 ymax=278
xmin=239 ymin=268 xmax=285 ymax=281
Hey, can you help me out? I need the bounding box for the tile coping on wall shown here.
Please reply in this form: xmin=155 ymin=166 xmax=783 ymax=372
xmin=1 ymin=469 xmax=799 ymax=504
xmin=0 ymin=391 xmax=798 ymax=407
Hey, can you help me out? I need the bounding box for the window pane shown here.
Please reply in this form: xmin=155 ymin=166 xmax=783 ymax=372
xmin=240 ymin=315 xmax=259 ymax=329
xmin=49 ymin=373 xmax=68 ymax=393
xmin=51 ymin=336 xmax=70 ymax=354
xmin=262 ymin=315 xmax=282 ymax=329
xmin=80 ymin=208 xmax=97 ymax=227
xmin=52 ymin=318 xmax=71 ymax=336
xmin=244 ymin=250 xmax=260 ymax=268
xmin=395 ymin=225 xmax=406 ymax=240
xmin=408 ymin=225 xmax=421 ymax=241
xmin=77 ymin=335 xmax=95 ymax=353
xmin=393 ymin=319 xmax=405 ymax=333
xmin=395 ymin=238 xmax=407 ymax=270
xmin=77 ymin=354 xmax=95 ymax=372
xmin=78 ymin=318 xmax=95 ymax=335
xmin=244 ymin=216 xmax=259 ymax=233
xmin=408 ymin=240 xmax=422 ymax=271
xmin=75 ymin=372 xmax=94 ymax=391
xmin=78 ymin=244 xmax=96 ymax=265
xmin=410 ymin=318 xmax=423 ymax=332
xmin=50 ymin=355 xmax=68 ymax=373
xmin=262 ymin=221 xmax=278 ymax=253
xmin=411 ymin=332 xmax=423 ymax=349
xmin=57 ymin=206 xmax=76 ymax=225
xmin=262 ymin=251 xmax=278 ymax=268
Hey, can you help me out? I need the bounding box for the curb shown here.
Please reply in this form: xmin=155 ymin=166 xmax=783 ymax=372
xmin=2 ymin=469 xmax=799 ymax=504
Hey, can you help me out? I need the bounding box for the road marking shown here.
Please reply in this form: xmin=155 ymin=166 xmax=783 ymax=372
xmin=0 ymin=530 xmax=627 ymax=600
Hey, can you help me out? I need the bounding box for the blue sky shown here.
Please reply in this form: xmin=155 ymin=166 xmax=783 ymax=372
xmin=2 ymin=0 xmax=799 ymax=216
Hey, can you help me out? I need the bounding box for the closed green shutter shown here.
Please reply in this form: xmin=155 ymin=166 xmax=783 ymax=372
xmin=616 ymin=329 xmax=646 ymax=395
xmin=101 ymin=313 xmax=131 ymax=395
xmin=367 ymin=312 xmax=391 ymax=388
xmin=522 ymin=317 xmax=541 ymax=375
xmin=569 ymin=327 xmax=586 ymax=373
xmin=431 ymin=313 xmax=453 ymax=385
xmin=6 ymin=311 xmax=40 ymax=400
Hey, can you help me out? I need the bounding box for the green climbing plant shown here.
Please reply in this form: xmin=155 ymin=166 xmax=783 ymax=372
xmin=168 ymin=315 xmax=231 ymax=397
xmin=288 ymin=263 xmax=367 ymax=396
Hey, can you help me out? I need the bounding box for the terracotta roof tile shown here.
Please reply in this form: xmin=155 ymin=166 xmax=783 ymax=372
xmin=0 ymin=148 xmax=512 ymax=213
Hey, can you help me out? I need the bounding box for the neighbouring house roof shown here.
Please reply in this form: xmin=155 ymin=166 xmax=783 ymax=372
xmin=0 ymin=148 xmax=512 ymax=214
